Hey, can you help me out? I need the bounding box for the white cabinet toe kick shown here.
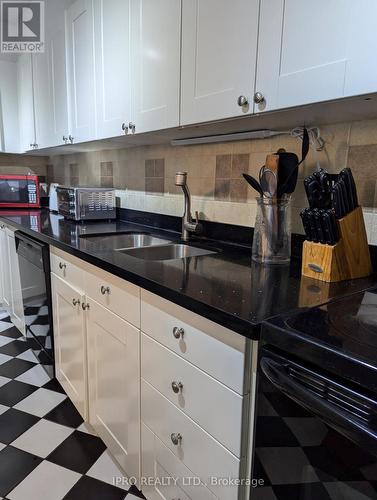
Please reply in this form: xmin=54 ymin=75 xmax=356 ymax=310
xmin=50 ymin=246 xmax=258 ymax=500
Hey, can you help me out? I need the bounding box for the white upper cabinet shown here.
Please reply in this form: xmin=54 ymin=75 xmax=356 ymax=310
xmin=66 ymin=0 xmax=96 ymax=143
xmin=0 ymin=59 xmax=21 ymax=153
xmin=32 ymin=51 xmax=53 ymax=149
xmin=180 ymin=0 xmax=259 ymax=125
xmin=131 ymin=0 xmax=181 ymax=133
xmin=255 ymin=0 xmax=377 ymax=113
xmin=17 ymin=55 xmax=36 ymax=152
xmin=46 ymin=0 xmax=70 ymax=146
xmin=94 ymin=0 xmax=132 ymax=140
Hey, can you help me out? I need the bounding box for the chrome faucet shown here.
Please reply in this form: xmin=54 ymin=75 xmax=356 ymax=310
xmin=175 ymin=172 xmax=203 ymax=241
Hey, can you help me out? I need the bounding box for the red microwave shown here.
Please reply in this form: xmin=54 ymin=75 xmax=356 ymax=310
xmin=0 ymin=174 xmax=40 ymax=208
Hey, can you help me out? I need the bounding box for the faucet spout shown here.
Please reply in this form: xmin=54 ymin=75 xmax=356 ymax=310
xmin=175 ymin=172 xmax=202 ymax=241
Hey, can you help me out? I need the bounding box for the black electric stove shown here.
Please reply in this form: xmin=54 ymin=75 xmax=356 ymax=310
xmin=252 ymin=289 xmax=377 ymax=500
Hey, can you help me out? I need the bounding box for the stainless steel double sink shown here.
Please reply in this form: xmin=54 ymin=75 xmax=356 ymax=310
xmin=79 ymin=232 xmax=217 ymax=261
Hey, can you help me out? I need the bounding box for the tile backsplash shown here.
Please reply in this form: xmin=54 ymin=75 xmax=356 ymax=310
xmin=45 ymin=118 xmax=377 ymax=243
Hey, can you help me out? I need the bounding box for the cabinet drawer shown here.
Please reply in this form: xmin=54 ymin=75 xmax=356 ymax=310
xmin=85 ymin=266 xmax=140 ymax=328
xmin=141 ymin=423 xmax=216 ymax=500
xmin=142 ymin=379 xmax=239 ymax=500
xmin=141 ymin=290 xmax=245 ymax=394
xmin=50 ymin=248 xmax=85 ymax=292
xmin=142 ymin=333 xmax=243 ymax=457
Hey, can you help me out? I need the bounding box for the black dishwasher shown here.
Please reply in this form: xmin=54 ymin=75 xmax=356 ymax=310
xmin=15 ymin=231 xmax=54 ymax=378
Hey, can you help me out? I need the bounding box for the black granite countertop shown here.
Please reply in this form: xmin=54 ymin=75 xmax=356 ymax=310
xmin=1 ymin=209 xmax=376 ymax=339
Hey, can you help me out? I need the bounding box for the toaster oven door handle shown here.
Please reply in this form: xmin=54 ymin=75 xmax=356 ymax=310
xmin=260 ymin=356 xmax=377 ymax=456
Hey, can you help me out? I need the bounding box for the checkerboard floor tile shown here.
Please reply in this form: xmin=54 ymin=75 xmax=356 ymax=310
xmin=0 ymin=312 xmax=145 ymax=500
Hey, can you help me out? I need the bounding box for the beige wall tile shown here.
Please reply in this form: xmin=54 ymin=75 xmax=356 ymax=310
xmin=349 ymin=119 xmax=377 ymax=146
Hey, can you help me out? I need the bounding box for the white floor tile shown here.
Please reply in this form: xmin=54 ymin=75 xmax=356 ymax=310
xmin=7 ymin=460 xmax=81 ymax=500
xmin=0 ymin=376 xmax=10 ymax=388
xmin=0 ymin=321 xmax=13 ymax=332
xmin=15 ymin=364 xmax=51 ymax=387
xmin=87 ymin=450 xmax=130 ymax=490
xmin=0 ymin=336 xmax=14 ymax=347
xmin=126 ymin=495 xmax=143 ymax=499
xmin=0 ymin=404 xmax=9 ymax=416
xmin=76 ymin=423 xmax=96 ymax=435
xmin=14 ymin=388 xmax=66 ymax=417
xmin=0 ymin=442 xmax=5 ymax=452
xmin=0 ymin=310 xmax=10 ymax=319
xmin=30 ymin=324 xmax=49 ymax=337
xmin=12 ymin=419 xmax=74 ymax=458
xmin=0 ymin=353 xmax=12 ymax=366
xmin=16 ymin=349 xmax=38 ymax=363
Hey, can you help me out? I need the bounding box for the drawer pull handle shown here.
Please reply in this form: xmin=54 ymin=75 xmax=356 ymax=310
xmin=82 ymin=303 xmax=90 ymax=311
xmin=170 ymin=433 xmax=182 ymax=446
xmin=100 ymin=285 xmax=110 ymax=295
xmin=172 ymin=327 xmax=184 ymax=339
xmin=59 ymin=262 xmax=66 ymax=270
xmin=72 ymin=298 xmax=80 ymax=306
xmin=171 ymin=381 xmax=183 ymax=394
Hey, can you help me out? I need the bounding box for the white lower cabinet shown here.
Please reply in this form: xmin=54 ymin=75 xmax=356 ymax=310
xmin=142 ymin=380 xmax=239 ymax=500
xmin=141 ymin=423 xmax=217 ymax=500
xmin=50 ymin=247 xmax=251 ymax=499
xmin=0 ymin=225 xmax=11 ymax=311
xmin=87 ymin=296 xmax=140 ymax=479
xmin=0 ymin=225 xmax=25 ymax=334
xmin=7 ymin=230 xmax=25 ymax=334
xmin=51 ymin=274 xmax=88 ymax=419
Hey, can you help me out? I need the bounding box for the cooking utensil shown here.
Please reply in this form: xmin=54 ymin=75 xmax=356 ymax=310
xmin=242 ymin=173 xmax=264 ymax=196
xmin=276 ymin=126 xmax=309 ymax=197
xmin=260 ymin=168 xmax=278 ymax=198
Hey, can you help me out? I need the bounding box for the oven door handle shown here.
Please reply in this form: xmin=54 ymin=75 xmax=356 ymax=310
xmin=260 ymin=357 xmax=377 ymax=455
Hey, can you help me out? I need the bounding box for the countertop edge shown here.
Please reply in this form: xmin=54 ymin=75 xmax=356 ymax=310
xmin=0 ymin=215 xmax=260 ymax=339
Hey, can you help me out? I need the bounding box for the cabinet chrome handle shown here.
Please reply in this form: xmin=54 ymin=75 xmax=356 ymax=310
xmin=100 ymin=285 xmax=110 ymax=295
xmin=253 ymin=92 xmax=265 ymax=104
xmin=170 ymin=433 xmax=182 ymax=446
xmin=68 ymin=135 xmax=74 ymax=144
xmin=171 ymin=381 xmax=183 ymax=394
xmin=59 ymin=262 xmax=66 ymax=270
xmin=173 ymin=327 xmax=184 ymax=339
xmin=72 ymin=298 xmax=80 ymax=306
xmin=122 ymin=122 xmax=128 ymax=134
xmin=63 ymin=135 xmax=69 ymax=144
xmin=128 ymin=122 xmax=136 ymax=134
xmin=82 ymin=303 xmax=90 ymax=311
xmin=237 ymin=95 xmax=249 ymax=107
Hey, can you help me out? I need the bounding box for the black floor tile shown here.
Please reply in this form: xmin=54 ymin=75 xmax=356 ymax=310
xmin=0 ymin=327 xmax=23 ymax=339
xmin=127 ymin=485 xmax=147 ymax=498
xmin=43 ymin=378 xmax=65 ymax=394
xmin=255 ymin=416 xmax=300 ymax=447
xmin=0 ymin=359 xmax=37 ymax=379
xmin=47 ymin=430 xmax=106 ymax=474
xmin=0 ymin=446 xmax=42 ymax=497
xmin=0 ymin=340 xmax=32 ymax=357
xmin=272 ymin=483 xmax=332 ymax=500
xmin=45 ymin=398 xmax=84 ymax=428
xmin=0 ymin=380 xmax=38 ymax=406
xmin=63 ymin=476 xmax=127 ymax=500
xmin=0 ymin=409 xmax=40 ymax=445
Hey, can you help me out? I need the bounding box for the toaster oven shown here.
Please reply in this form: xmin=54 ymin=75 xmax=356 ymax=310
xmin=56 ymin=187 xmax=116 ymax=221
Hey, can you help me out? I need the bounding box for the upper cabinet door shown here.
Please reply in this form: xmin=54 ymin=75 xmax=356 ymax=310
xmin=17 ymin=55 xmax=36 ymax=152
xmin=131 ymin=0 xmax=181 ymax=133
xmin=94 ymin=0 xmax=132 ymax=140
xmin=46 ymin=0 xmax=70 ymax=147
xmin=255 ymin=0 xmax=377 ymax=113
xmin=180 ymin=0 xmax=259 ymax=126
xmin=33 ymin=52 xmax=53 ymax=149
xmin=66 ymin=0 xmax=96 ymax=143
